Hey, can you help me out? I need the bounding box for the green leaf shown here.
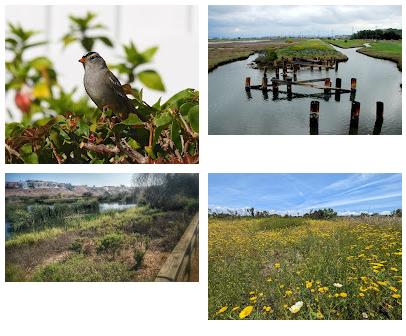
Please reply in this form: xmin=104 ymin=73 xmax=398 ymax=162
xmin=62 ymin=34 xmax=77 ymax=47
xmin=22 ymin=152 xmax=38 ymax=164
xmin=154 ymin=111 xmax=172 ymax=127
xmin=78 ymin=120 xmax=90 ymax=137
xmin=162 ymin=89 xmax=196 ymax=109
xmin=179 ymin=102 xmax=195 ymax=116
xmin=188 ymin=105 xmax=199 ymax=132
xmin=121 ymin=114 xmax=143 ymax=126
xmin=97 ymin=36 xmax=113 ymax=47
xmin=171 ymin=120 xmax=182 ymax=151
xmin=138 ymin=70 xmax=165 ymax=91
xmin=142 ymin=46 xmax=158 ymax=62
xmin=127 ymin=138 xmax=141 ymax=150
xmin=5 ymin=122 xmax=24 ymax=137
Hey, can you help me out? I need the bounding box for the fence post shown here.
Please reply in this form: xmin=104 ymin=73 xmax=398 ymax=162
xmin=335 ymin=78 xmax=341 ymax=101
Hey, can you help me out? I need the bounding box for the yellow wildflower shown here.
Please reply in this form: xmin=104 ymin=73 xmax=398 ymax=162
xmin=274 ymin=263 xmax=281 ymax=269
xmin=285 ymin=290 xmax=293 ymax=296
xmin=316 ymin=310 xmax=324 ymax=319
xmin=358 ymin=293 xmax=365 ymax=298
xmin=232 ymin=306 xmax=240 ymax=311
xmin=305 ymin=281 xmax=313 ymax=289
xmin=339 ymin=292 xmax=348 ymax=298
xmin=389 ymin=286 xmax=398 ymax=292
xmin=392 ymin=294 xmax=401 ymax=299
xmin=390 ymin=267 xmax=398 ymax=272
xmin=249 ymin=291 xmax=255 ymax=295
xmin=249 ymin=296 xmax=257 ymax=301
xmin=216 ymin=306 xmax=228 ymax=314
xmin=239 ymin=305 xmax=253 ymax=319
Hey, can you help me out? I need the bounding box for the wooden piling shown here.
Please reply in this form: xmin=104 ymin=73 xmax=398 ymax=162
xmin=324 ymin=78 xmax=331 ymax=94
xmin=310 ymin=101 xmax=319 ymax=135
xmin=373 ymin=101 xmax=384 ymax=135
xmin=335 ymin=59 xmax=338 ymax=71
xmin=376 ymin=101 xmax=384 ymax=119
xmin=286 ymin=77 xmax=292 ymax=94
xmin=335 ymin=78 xmax=342 ymax=101
xmin=261 ymin=76 xmax=268 ymax=91
xmin=351 ymin=78 xmax=357 ymax=93
xmin=351 ymin=101 xmax=361 ymax=119
xmin=275 ymin=66 xmax=279 ymax=79
xmin=271 ymin=77 xmax=278 ymax=94
xmin=245 ymin=77 xmax=251 ymax=91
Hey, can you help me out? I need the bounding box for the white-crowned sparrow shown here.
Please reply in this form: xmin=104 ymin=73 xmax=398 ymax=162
xmin=79 ymin=51 xmax=143 ymax=120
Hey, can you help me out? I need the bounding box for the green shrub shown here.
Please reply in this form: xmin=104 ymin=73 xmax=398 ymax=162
xmin=32 ymin=255 xmax=132 ymax=282
xmin=255 ymin=49 xmax=278 ymax=65
xmin=96 ymin=233 xmax=124 ymax=256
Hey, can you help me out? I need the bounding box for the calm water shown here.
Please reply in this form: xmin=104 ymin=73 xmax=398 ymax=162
xmin=99 ymin=203 xmax=136 ymax=212
xmin=208 ymin=46 xmax=402 ymax=135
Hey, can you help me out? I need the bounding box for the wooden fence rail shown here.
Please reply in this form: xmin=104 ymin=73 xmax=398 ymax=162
xmin=155 ymin=213 xmax=199 ymax=282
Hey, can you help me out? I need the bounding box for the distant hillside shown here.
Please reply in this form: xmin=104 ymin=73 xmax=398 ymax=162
xmin=5 ymin=180 xmax=133 ymax=198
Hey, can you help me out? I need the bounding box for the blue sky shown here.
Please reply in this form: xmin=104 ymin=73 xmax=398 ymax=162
xmin=209 ymin=174 xmax=402 ymax=215
xmin=208 ymin=6 xmax=402 ymax=38
xmin=5 ymin=173 xmax=134 ymax=187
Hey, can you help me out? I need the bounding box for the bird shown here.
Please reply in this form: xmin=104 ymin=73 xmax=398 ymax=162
xmin=79 ymin=51 xmax=143 ymax=121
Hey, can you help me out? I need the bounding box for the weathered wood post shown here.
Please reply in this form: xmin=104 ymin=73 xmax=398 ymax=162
xmin=324 ymin=78 xmax=331 ymax=95
xmin=350 ymin=78 xmax=357 ymax=101
xmin=245 ymin=77 xmax=251 ymax=91
xmin=286 ymin=77 xmax=292 ymax=93
xmin=350 ymin=78 xmax=357 ymax=93
xmin=326 ymin=59 xmax=330 ymax=72
xmin=335 ymin=78 xmax=342 ymax=101
xmin=373 ymin=101 xmax=384 ymax=135
xmin=310 ymin=65 xmax=314 ymax=71
xmin=335 ymin=59 xmax=338 ymax=71
xmin=283 ymin=62 xmax=287 ymax=79
xmin=376 ymin=101 xmax=384 ymax=119
xmin=275 ymin=62 xmax=279 ymax=79
xmin=310 ymin=100 xmax=319 ymax=135
xmin=261 ymin=76 xmax=268 ymax=91
xmin=271 ymin=77 xmax=278 ymax=95
xmin=349 ymin=101 xmax=360 ymax=135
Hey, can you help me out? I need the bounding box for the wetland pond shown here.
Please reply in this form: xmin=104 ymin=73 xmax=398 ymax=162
xmin=208 ymin=46 xmax=402 ymax=135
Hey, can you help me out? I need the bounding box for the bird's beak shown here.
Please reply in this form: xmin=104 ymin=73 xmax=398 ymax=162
xmin=79 ymin=57 xmax=86 ymax=63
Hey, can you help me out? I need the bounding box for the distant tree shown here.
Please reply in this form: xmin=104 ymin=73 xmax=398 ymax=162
xmin=247 ymin=207 xmax=255 ymax=217
xmin=391 ymin=209 xmax=402 ymax=217
xmin=304 ymin=208 xmax=337 ymax=219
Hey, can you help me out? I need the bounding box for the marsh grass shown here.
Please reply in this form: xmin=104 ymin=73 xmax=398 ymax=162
xmin=6 ymin=206 xmax=193 ymax=282
xmin=209 ymin=217 xmax=402 ymax=320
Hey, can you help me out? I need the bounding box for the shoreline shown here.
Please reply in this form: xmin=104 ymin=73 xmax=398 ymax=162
xmin=208 ymin=52 xmax=256 ymax=73
xmin=329 ymin=40 xmax=402 ymax=70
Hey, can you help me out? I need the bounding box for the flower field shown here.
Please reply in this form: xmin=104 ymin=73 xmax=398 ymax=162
xmin=208 ymin=216 xmax=402 ymax=320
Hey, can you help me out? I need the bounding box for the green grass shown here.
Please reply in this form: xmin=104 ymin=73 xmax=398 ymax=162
xmin=275 ymin=39 xmax=347 ymax=61
xmin=328 ymin=39 xmax=402 ymax=70
xmin=209 ymin=216 xmax=402 ymax=320
xmin=32 ymin=255 xmax=133 ymax=282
